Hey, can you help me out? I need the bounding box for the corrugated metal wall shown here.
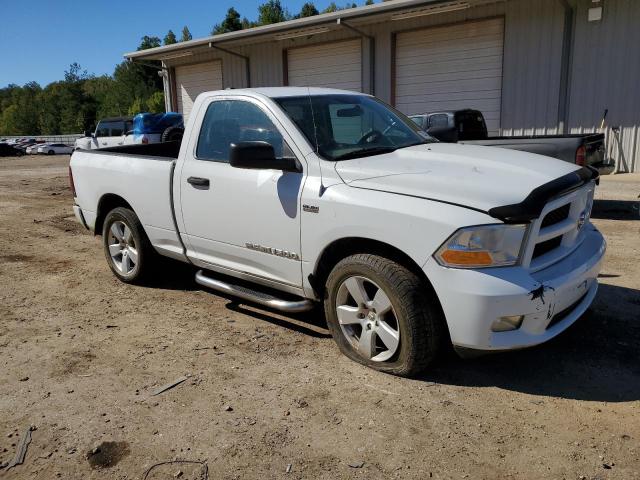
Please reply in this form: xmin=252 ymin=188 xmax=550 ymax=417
xmin=568 ymin=0 xmax=640 ymax=173
xmin=501 ymin=0 xmax=565 ymax=136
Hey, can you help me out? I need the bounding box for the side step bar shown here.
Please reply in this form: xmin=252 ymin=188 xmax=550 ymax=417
xmin=195 ymin=270 xmax=314 ymax=313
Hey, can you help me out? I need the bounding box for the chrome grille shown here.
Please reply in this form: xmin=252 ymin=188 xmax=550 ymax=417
xmin=522 ymin=183 xmax=596 ymax=271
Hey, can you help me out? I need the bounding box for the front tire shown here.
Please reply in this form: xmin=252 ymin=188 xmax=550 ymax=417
xmin=102 ymin=207 xmax=155 ymax=284
xmin=324 ymin=254 xmax=444 ymax=377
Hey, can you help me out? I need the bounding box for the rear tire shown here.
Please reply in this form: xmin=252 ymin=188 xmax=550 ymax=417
xmin=324 ymin=254 xmax=444 ymax=377
xmin=102 ymin=207 xmax=155 ymax=284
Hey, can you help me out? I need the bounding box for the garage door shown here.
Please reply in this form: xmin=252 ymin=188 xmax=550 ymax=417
xmin=287 ymin=39 xmax=362 ymax=91
xmin=175 ymin=61 xmax=223 ymax=120
xmin=395 ymin=19 xmax=504 ymax=133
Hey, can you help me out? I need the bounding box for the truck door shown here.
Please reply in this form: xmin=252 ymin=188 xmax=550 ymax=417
xmin=178 ymin=97 xmax=305 ymax=289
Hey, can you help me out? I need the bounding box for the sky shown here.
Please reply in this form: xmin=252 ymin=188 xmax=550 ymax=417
xmin=0 ymin=0 xmax=346 ymax=88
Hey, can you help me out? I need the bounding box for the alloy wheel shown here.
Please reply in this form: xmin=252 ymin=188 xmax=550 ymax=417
xmin=335 ymin=275 xmax=401 ymax=362
xmin=107 ymin=220 xmax=138 ymax=275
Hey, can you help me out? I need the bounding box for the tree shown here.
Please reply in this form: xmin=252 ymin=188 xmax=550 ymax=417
xmin=64 ymin=63 xmax=89 ymax=83
xmin=164 ymin=30 xmax=177 ymax=45
xmin=181 ymin=26 xmax=192 ymax=42
xmin=211 ymin=7 xmax=243 ymax=35
xmin=241 ymin=17 xmax=257 ymax=29
xmin=322 ymin=2 xmax=339 ymax=13
xmin=138 ymin=35 xmax=161 ymax=51
xmin=298 ymin=2 xmax=319 ymax=17
xmin=257 ymin=0 xmax=289 ymax=25
xmin=128 ymin=97 xmax=144 ymax=116
xmin=365 ymin=0 xmax=374 ymax=4
xmin=146 ymin=91 xmax=165 ymax=113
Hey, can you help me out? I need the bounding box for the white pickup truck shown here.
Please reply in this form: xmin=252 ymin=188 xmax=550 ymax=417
xmin=70 ymin=87 xmax=605 ymax=377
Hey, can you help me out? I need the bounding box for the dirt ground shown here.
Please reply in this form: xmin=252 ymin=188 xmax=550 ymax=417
xmin=0 ymin=154 xmax=638 ymax=480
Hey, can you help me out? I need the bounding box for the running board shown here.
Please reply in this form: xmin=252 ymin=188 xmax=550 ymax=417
xmin=195 ymin=270 xmax=314 ymax=313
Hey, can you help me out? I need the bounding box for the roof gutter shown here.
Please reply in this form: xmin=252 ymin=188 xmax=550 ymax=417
xmin=123 ymin=0 xmax=451 ymax=60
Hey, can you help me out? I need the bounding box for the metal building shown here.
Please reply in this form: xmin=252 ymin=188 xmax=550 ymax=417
xmin=125 ymin=0 xmax=640 ymax=172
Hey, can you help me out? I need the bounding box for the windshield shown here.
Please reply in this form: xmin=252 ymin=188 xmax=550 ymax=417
xmin=274 ymin=94 xmax=435 ymax=161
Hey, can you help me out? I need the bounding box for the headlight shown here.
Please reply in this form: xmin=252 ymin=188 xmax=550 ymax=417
xmin=434 ymin=224 xmax=527 ymax=268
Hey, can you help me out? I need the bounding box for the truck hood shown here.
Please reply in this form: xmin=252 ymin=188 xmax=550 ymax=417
xmin=334 ymin=143 xmax=583 ymax=216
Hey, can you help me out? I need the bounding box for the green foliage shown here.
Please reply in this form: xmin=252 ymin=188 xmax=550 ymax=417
xmin=146 ymin=91 xmax=165 ymax=113
xmin=164 ymin=30 xmax=177 ymax=45
xmin=0 ymin=36 xmax=166 ymax=135
xmin=138 ymin=35 xmax=161 ymax=50
xmin=298 ymin=2 xmax=319 ymax=17
xmin=181 ymin=26 xmax=192 ymax=42
xmin=258 ymin=0 xmax=289 ymax=25
xmin=241 ymin=17 xmax=257 ymax=29
xmin=212 ymin=7 xmax=243 ymax=35
xmin=365 ymin=0 xmax=374 ymax=4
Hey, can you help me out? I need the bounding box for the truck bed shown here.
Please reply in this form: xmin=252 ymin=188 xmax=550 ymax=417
xmin=84 ymin=140 xmax=181 ymax=159
xmin=70 ymin=144 xmax=181 ymax=258
xmin=460 ymin=133 xmax=605 ymax=167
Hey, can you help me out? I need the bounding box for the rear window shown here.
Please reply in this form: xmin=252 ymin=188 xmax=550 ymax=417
xmin=96 ymin=120 xmax=126 ymax=137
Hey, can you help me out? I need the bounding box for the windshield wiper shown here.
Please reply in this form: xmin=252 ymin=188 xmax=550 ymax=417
xmin=333 ymin=146 xmax=398 ymax=161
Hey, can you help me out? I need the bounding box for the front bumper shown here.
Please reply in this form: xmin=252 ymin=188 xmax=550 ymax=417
xmin=424 ymin=224 xmax=606 ymax=351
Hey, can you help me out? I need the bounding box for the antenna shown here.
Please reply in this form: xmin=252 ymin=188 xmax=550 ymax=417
xmin=307 ymin=87 xmax=327 ymax=196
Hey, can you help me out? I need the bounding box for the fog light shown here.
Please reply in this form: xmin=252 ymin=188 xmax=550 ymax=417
xmin=491 ymin=315 xmax=524 ymax=332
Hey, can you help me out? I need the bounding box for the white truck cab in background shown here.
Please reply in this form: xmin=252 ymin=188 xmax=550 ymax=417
xmin=75 ymin=116 xmax=132 ymax=150
xmin=69 ymin=88 xmax=605 ymax=377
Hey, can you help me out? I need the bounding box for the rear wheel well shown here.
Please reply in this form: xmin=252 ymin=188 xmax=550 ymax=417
xmin=312 ymin=238 xmax=432 ymax=298
xmin=95 ymin=194 xmax=134 ymax=235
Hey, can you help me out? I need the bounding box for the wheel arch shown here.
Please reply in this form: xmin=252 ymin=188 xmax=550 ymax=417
xmin=311 ymin=237 xmax=436 ymax=299
xmin=94 ymin=193 xmax=134 ymax=236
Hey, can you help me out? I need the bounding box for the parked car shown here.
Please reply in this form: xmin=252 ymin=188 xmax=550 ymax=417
xmin=14 ymin=138 xmax=39 ymax=152
xmin=409 ymin=109 xmax=609 ymax=169
xmin=0 ymin=143 xmax=25 ymax=156
xmin=37 ymin=143 xmax=73 ymax=155
xmin=25 ymin=142 xmax=46 ymax=154
xmin=70 ymin=88 xmax=604 ymax=377
xmin=75 ymin=113 xmax=184 ymax=150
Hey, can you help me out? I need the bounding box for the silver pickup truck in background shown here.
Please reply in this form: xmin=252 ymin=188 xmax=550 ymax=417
xmin=410 ymin=109 xmax=611 ymax=171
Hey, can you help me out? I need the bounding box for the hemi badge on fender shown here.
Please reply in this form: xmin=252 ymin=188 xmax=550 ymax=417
xmin=303 ymin=204 xmax=319 ymax=213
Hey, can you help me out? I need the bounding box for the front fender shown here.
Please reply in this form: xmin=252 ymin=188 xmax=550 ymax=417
xmin=300 ymin=184 xmax=495 ymax=298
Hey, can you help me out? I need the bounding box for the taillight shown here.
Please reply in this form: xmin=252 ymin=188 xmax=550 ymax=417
xmin=575 ymin=145 xmax=586 ymax=166
xmin=69 ymin=166 xmax=77 ymax=197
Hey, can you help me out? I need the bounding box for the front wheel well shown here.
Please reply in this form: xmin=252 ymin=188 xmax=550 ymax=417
xmin=311 ymin=237 xmax=433 ymax=298
xmin=94 ymin=194 xmax=134 ymax=235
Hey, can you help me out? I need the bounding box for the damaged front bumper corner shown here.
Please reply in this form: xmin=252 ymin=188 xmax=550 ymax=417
xmin=424 ymin=225 xmax=606 ymax=351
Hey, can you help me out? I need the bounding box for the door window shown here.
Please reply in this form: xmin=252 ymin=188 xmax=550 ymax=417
xmin=110 ymin=121 xmax=125 ymax=136
xmin=95 ymin=122 xmax=110 ymax=138
xmin=428 ymin=114 xmax=448 ymax=129
xmin=196 ymin=100 xmax=287 ymax=162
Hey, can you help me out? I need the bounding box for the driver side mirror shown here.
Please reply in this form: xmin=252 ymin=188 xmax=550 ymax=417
xmin=229 ymin=141 xmax=300 ymax=172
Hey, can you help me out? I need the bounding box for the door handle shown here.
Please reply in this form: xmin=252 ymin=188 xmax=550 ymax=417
xmin=187 ymin=176 xmax=210 ymax=188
